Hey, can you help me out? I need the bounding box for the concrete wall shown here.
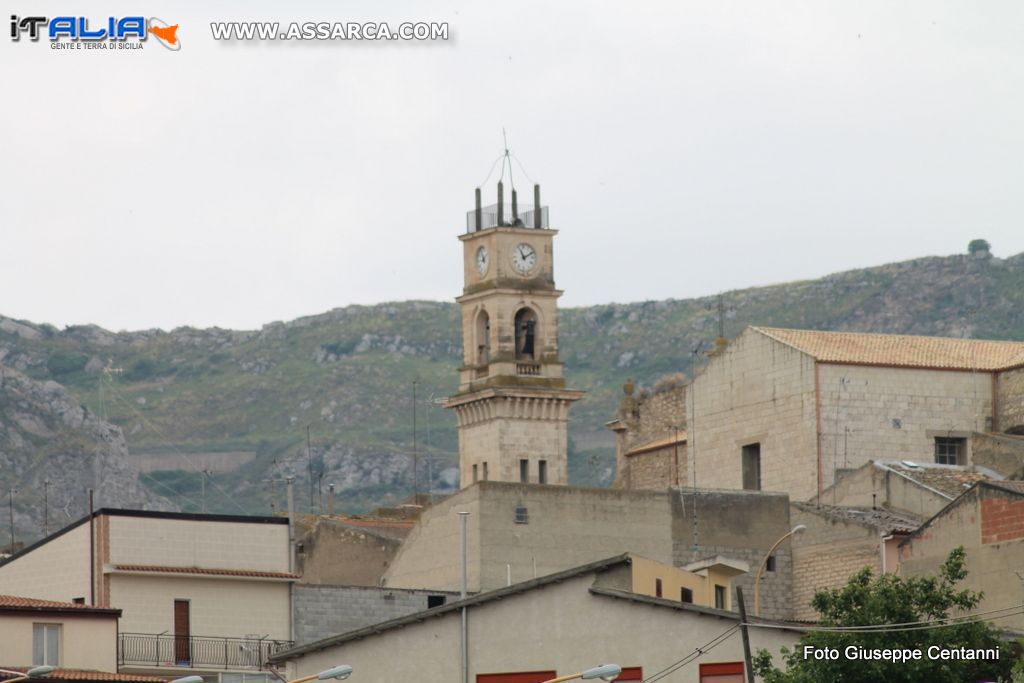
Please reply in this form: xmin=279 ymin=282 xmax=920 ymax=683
xmin=0 ymin=612 xmax=118 ymax=670
xmin=812 ymin=463 xmax=953 ymax=518
xmin=817 ymin=364 xmax=992 ymax=484
xmin=899 ymin=485 xmax=1024 ymax=632
xmin=0 ymin=522 xmax=91 ymax=603
xmin=282 ymin=571 xmax=800 ymax=683
xmin=110 ymin=574 xmax=291 ymax=640
xmin=297 ymin=520 xmax=404 ymax=587
xmin=790 ymin=508 xmax=885 ymax=621
xmin=688 ymin=328 xmax=820 ymax=499
xmin=971 ymin=432 xmax=1024 ymax=478
xmin=998 ymin=367 xmax=1024 ymax=432
xmin=672 ymin=490 xmax=792 ymax=621
xmin=107 ymin=515 xmax=290 ymax=573
xmin=384 ymin=483 xmax=794 ymax=619
xmin=292 ymin=585 xmax=459 ymax=646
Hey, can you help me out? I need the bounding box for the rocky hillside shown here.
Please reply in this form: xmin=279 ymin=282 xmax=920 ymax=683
xmin=0 ymin=366 xmax=175 ymax=549
xmin=1 ymin=248 xmax=1022 ymax=538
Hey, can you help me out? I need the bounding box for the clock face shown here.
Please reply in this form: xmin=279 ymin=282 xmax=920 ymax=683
xmin=475 ymin=246 xmax=489 ymax=275
xmin=511 ymin=243 xmax=537 ymax=274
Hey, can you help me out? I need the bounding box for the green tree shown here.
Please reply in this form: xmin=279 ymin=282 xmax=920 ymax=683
xmin=968 ymin=238 xmax=992 ymax=255
xmin=753 ymin=547 xmax=1013 ymax=682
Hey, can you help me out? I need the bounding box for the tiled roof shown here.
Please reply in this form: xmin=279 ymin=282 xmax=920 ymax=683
xmin=0 ymin=595 xmax=119 ymax=615
xmin=793 ymin=502 xmax=922 ymax=533
xmin=624 ymin=431 xmax=687 ymax=458
xmin=0 ymin=669 xmax=163 ymax=683
xmin=327 ymin=516 xmax=415 ymax=530
xmin=876 ymin=461 xmax=995 ymax=499
xmin=110 ymin=564 xmax=298 ymax=580
xmin=752 ymin=327 xmax=1024 ymax=371
xmin=985 ymin=480 xmax=1024 ymax=496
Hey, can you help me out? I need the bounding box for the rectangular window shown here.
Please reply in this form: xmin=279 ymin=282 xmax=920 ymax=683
xmin=427 ymin=595 xmax=447 ymax=609
xmin=655 ymin=578 xmax=663 ymax=598
xmin=483 ymin=462 xmax=489 ymax=481
xmin=714 ymin=584 xmax=726 ymax=610
xmin=514 ymin=506 xmax=529 ymax=524
xmin=699 ymin=662 xmax=744 ymax=683
xmin=519 ymin=459 xmax=529 ymax=483
xmin=935 ymin=437 xmax=966 ymax=466
xmin=766 ymin=555 xmax=776 ymax=572
xmin=681 ymin=587 xmax=694 ymax=603
xmin=472 ymin=464 xmax=479 ymax=483
xmin=741 ymin=443 xmax=761 ymax=491
xmin=538 ymin=460 xmax=548 ymax=484
xmin=33 ymin=623 xmax=60 ymax=666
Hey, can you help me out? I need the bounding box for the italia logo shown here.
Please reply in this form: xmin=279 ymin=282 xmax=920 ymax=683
xmin=10 ymin=15 xmax=180 ymax=50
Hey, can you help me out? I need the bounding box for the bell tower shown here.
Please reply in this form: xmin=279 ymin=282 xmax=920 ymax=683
xmin=445 ymin=181 xmax=583 ymax=488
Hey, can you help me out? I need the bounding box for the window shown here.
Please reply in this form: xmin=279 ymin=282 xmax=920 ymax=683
xmin=655 ymin=578 xmax=663 ymax=598
xmin=427 ymin=595 xmax=447 ymax=609
xmin=514 ymin=505 xmax=529 ymax=524
xmin=519 ymin=459 xmax=529 ymax=483
xmin=714 ymin=584 xmax=726 ymax=609
xmin=476 ymin=311 xmax=491 ymax=364
xmin=741 ymin=443 xmax=761 ymax=491
xmin=472 ymin=464 xmax=479 ymax=483
xmin=681 ymin=587 xmax=694 ymax=603
xmin=538 ymin=460 xmax=548 ymax=484
xmin=482 ymin=462 xmax=489 ymax=481
xmin=935 ymin=437 xmax=966 ymax=466
xmin=72 ymin=597 xmax=85 ymax=605
xmin=766 ymin=555 xmax=776 ymax=572
xmin=699 ymin=662 xmax=744 ymax=683
xmin=33 ymin=623 xmax=60 ymax=666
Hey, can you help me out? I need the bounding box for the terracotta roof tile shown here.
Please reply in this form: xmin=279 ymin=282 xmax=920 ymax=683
xmin=753 ymin=327 xmax=1024 ymax=371
xmin=111 ymin=564 xmax=297 ymax=580
xmin=876 ymin=461 xmax=994 ymax=498
xmin=0 ymin=596 xmax=118 ymax=615
xmin=624 ymin=431 xmax=688 ymax=458
xmin=0 ymin=669 xmax=164 ymax=683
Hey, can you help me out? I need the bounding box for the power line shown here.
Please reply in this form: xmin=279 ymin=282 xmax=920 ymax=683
xmin=745 ymin=604 xmax=1024 ymax=634
xmin=642 ymin=625 xmax=739 ymax=683
xmin=102 ymin=380 xmax=249 ymax=514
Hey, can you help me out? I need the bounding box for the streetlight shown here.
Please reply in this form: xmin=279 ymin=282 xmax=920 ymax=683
xmin=541 ymin=664 xmax=621 ymax=683
xmin=754 ymin=524 xmax=807 ymax=617
xmin=287 ymin=665 xmax=354 ymax=683
xmin=0 ymin=666 xmax=56 ymax=683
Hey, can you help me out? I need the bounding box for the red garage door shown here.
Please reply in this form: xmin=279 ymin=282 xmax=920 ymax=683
xmin=699 ymin=662 xmax=744 ymax=682
xmin=477 ymin=672 xmax=557 ymax=683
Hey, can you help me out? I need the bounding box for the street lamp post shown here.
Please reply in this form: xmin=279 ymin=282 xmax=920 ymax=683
xmin=287 ymin=665 xmax=354 ymax=683
xmin=753 ymin=524 xmax=806 ymax=617
xmin=540 ymin=664 xmax=622 ymax=683
xmin=0 ymin=666 xmax=56 ymax=683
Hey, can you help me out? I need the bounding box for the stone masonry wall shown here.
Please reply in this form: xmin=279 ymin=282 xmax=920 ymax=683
xmin=999 ymin=367 xmax=1024 ymax=433
xmin=612 ymin=376 xmax=687 ymax=489
xmin=970 ymin=432 xmax=1024 ymax=479
xmin=293 ymin=585 xmax=460 ymax=646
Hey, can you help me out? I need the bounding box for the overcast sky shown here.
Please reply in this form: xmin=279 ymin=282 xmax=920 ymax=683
xmin=2 ymin=1 xmax=1022 ymax=331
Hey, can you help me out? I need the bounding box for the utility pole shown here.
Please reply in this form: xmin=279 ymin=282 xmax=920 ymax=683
xmin=736 ymin=587 xmax=755 ymax=683
xmin=7 ymin=488 xmax=16 ymax=553
xmin=43 ymin=480 xmax=50 ymax=536
xmin=459 ymin=510 xmax=470 ymax=683
xmin=306 ymin=425 xmax=314 ymax=512
xmin=412 ymin=379 xmax=419 ymax=500
xmin=285 ymin=476 xmax=296 ymax=573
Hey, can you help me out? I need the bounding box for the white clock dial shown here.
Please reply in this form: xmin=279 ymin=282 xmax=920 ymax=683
xmin=511 ymin=243 xmax=537 ymax=274
xmin=475 ymin=246 xmax=489 ymax=275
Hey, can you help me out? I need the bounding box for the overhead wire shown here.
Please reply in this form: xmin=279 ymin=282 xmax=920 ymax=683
xmin=642 ymin=624 xmax=739 ymax=683
xmin=745 ymin=604 xmax=1024 ymax=634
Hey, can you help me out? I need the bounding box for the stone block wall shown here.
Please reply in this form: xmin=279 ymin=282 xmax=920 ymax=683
xmin=970 ymin=432 xmax=1024 ymax=479
xmin=998 ymin=367 xmax=1024 ymax=433
xmin=293 ymin=585 xmax=459 ymax=646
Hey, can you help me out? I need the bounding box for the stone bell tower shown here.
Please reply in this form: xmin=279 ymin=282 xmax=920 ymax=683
xmin=445 ymin=181 xmax=583 ymax=488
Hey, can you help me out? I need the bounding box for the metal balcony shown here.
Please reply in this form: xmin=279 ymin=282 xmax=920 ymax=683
xmin=118 ymin=632 xmax=294 ymax=670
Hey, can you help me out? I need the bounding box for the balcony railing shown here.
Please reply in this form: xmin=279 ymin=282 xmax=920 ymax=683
xmin=516 ymin=362 xmax=541 ymax=376
xmin=118 ymin=633 xmax=294 ymax=670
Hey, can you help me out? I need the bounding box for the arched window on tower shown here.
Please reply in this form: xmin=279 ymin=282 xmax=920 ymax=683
xmin=514 ymin=308 xmax=537 ymax=360
xmin=476 ymin=310 xmax=491 ymax=364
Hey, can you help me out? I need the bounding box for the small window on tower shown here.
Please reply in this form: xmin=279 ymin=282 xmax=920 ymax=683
xmin=514 ymin=506 xmax=529 ymax=524
xmin=476 ymin=310 xmax=491 ymax=364
xmin=472 ymin=464 xmax=478 ymax=483
xmin=538 ymin=460 xmax=548 ymax=484
xmin=482 ymin=462 xmax=489 ymax=481
xmin=520 ymin=459 xmax=529 ymax=483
